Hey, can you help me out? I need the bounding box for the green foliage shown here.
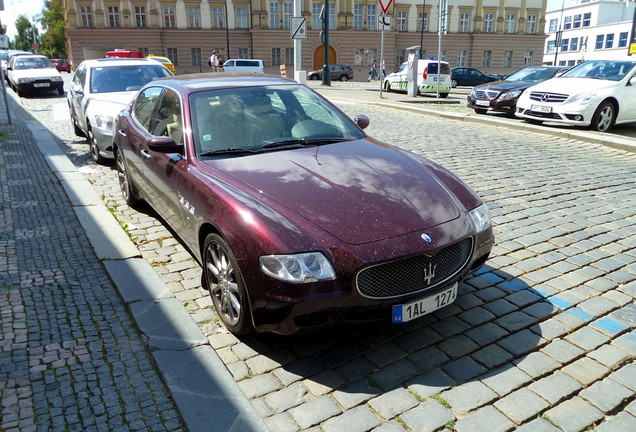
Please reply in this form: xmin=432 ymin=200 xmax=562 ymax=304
xmin=39 ymin=0 xmax=66 ymax=58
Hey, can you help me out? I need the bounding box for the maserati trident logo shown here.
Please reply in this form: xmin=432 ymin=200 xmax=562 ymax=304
xmin=423 ymin=262 xmax=437 ymax=285
xmin=421 ymin=233 xmax=432 ymax=243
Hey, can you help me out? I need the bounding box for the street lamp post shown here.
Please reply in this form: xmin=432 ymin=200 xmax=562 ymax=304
xmin=419 ymin=0 xmax=425 ymax=59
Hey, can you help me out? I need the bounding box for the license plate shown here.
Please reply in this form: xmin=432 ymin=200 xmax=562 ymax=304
xmin=531 ymin=104 xmax=551 ymax=113
xmin=34 ymin=83 xmax=50 ymax=88
xmin=475 ymin=100 xmax=490 ymax=107
xmin=392 ymin=283 xmax=458 ymax=323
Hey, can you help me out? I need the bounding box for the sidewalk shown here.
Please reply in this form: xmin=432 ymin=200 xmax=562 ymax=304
xmin=0 ymin=89 xmax=268 ymax=431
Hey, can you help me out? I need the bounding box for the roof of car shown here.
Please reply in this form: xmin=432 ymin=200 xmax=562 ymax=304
xmin=150 ymin=73 xmax=298 ymax=92
xmin=78 ymin=58 xmax=163 ymax=68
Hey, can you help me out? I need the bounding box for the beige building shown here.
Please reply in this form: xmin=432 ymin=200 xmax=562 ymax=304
xmin=62 ymin=0 xmax=549 ymax=77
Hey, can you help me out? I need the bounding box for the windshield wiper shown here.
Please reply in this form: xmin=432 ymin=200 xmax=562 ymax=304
xmin=199 ymin=147 xmax=259 ymax=156
xmin=262 ymin=137 xmax=348 ymax=149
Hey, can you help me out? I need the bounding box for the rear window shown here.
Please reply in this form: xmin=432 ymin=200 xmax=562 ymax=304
xmin=427 ymin=62 xmax=450 ymax=75
xmin=237 ymin=60 xmax=261 ymax=67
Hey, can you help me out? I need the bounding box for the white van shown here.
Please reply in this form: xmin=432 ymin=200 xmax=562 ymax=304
xmin=222 ymin=59 xmax=265 ymax=74
xmin=383 ymin=59 xmax=452 ymax=97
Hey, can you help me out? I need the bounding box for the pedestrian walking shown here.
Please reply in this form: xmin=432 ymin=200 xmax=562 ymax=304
xmin=368 ymin=60 xmax=379 ymax=81
xmin=208 ymin=50 xmax=219 ymax=72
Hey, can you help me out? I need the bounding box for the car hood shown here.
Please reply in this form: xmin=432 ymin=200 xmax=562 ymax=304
xmin=527 ymin=77 xmax=616 ymax=94
xmin=85 ymin=92 xmax=137 ymax=116
xmin=477 ymin=80 xmax=535 ymax=92
xmin=12 ymin=67 xmax=60 ymax=78
xmin=203 ymin=140 xmax=462 ymax=245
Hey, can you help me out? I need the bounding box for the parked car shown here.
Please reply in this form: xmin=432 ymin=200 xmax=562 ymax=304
xmin=7 ymin=54 xmax=64 ymax=96
xmin=307 ymin=64 xmax=354 ymax=81
xmin=516 ymin=59 xmax=636 ymax=132
xmin=51 ymin=58 xmax=72 ymax=73
xmin=1 ymin=49 xmax=31 ymax=81
xmin=221 ymin=59 xmax=264 ymax=74
xmin=67 ymin=58 xmax=173 ymax=163
xmin=467 ymin=66 xmax=570 ymax=116
xmin=113 ymin=74 xmax=494 ymax=335
xmin=383 ymin=59 xmax=452 ymax=97
xmin=147 ymin=55 xmax=176 ymax=74
xmin=451 ymin=67 xmax=499 ymax=88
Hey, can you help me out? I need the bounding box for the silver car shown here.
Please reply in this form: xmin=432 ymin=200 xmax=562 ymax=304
xmin=67 ymin=58 xmax=173 ymax=163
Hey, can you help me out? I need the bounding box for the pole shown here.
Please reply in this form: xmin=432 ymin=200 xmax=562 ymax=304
xmin=554 ymin=0 xmax=565 ymax=65
xmin=419 ymin=0 xmax=425 ymax=59
xmin=293 ymin=0 xmax=305 ymax=83
xmin=321 ymin=0 xmax=330 ymax=85
xmin=224 ymin=0 xmax=231 ymax=59
xmin=380 ymin=28 xmax=384 ymax=98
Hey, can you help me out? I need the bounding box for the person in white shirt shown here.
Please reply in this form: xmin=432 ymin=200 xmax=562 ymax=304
xmin=209 ymin=51 xmax=219 ymax=72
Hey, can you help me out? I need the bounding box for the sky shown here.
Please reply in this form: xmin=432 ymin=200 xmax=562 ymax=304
xmin=0 ymin=0 xmax=46 ymax=39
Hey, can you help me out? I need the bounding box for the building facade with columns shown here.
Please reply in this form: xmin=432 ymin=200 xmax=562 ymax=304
xmin=62 ymin=0 xmax=548 ymax=77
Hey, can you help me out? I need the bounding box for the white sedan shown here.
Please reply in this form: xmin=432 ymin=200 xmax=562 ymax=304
xmin=515 ymin=60 xmax=636 ymax=132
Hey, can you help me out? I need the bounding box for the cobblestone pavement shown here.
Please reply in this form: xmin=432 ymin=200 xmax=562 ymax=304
xmin=0 ymin=97 xmax=186 ymax=430
xmin=8 ymin=80 xmax=636 ymax=432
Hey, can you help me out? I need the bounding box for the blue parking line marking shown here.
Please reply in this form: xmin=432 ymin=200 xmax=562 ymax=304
xmin=546 ymin=296 xmax=573 ymax=310
xmin=566 ymin=308 xmax=594 ymax=322
xmin=592 ymin=317 xmax=629 ymax=335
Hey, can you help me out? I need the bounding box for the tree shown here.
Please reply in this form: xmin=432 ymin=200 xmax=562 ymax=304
xmin=13 ymin=15 xmax=38 ymax=52
xmin=39 ymin=0 xmax=66 ymax=58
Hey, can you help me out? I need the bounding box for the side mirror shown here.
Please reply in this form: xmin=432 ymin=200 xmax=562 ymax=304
xmin=148 ymin=136 xmax=184 ymax=154
xmin=354 ymin=115 xmax=370 ymax=130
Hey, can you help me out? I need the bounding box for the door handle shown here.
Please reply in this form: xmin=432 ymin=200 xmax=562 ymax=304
xmin=140 ymin=149 xmax=151 ymax=159
xmin=117 ymin=129 xmax=126 ymax=136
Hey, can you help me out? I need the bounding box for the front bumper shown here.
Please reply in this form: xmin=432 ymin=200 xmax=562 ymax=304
xmin=91 ymin=126 xmax=115 ymax=159
xmin=515 ymin=99 xmax=596 ymax=126
xmin=16 ymin=80 xmax=64 ymax=93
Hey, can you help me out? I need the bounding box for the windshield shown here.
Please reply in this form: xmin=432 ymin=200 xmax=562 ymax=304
xmin=560 ymin=60 xmax=636 ymax=81
xmin=506 ymin=67 xmax=561 ymax=83
xmin=90 ymin=64 xmax=172 ymax=93
xmin=191 ymin=84 xmax=366 ymax=157
xmin=13 ymin=57 xmax=52 ymax=69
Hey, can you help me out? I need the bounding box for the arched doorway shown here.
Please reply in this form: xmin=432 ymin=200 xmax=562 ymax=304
xmin=313 ymin=45 xmax=337 ymax=70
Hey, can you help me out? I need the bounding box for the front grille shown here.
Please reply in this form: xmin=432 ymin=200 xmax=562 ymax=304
xmin=356 ymin=237 xmax=473 ymax=299
xmin=519 ymin=109 xmax=562 ymax=120
xmin=475 ymin=90 xmax=499 ymax=100
xmin=529 ymin=91 xmax=568 ymax=103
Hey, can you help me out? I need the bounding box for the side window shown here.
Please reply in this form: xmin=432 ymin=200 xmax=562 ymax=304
xmin=133 ymin=87 xmax=163 ymax=132
xmin=73 ymin=64 xmax=85 ymax=86
xmin=150 ymin=90 xmax=183 ymax=144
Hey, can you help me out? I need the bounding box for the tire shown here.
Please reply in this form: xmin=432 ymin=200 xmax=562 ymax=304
xmin=57 ymin=87 xmax=64 ymax=95
xmin=439 ymin=93 xmax=449 ymax=99
xmin=203 ymin=233 xmax=254 ymax=336
xmin=70 ymin=112 xmax=85 ymax=137
xmin=310 ymin=75 xmax=318 ymax=81
xmin=339 ymin=75 xmax=349 ymax=82
xmin=116 ymin=149 xmax=142 ymax=207
xmin=451 ymin=80 xmax=458 ymax=88
xmin=589 ymin=100 xmax=616 ymax=132
xmin=474 ymin=108 xmax=487 ymax=115
xmin=87 ymin=125 xmax=107 ymax=165
xmin=384 ymin=81 xmax=392 ymax=92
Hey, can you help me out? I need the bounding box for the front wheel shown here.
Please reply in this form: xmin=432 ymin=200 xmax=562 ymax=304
xmin=451 ymin=80 xmax=458 ymax=88
xmin=439 ymin=93 xmax=449 ymax=99
xmin=203 ymin=234 xmax=253 ymax=336
xmin=384 ymin=81 xmax=392 ymax=92
xmin=339 ymin=75 xmax=349 ymax=82
xmin=590 ymin=100 xmax=616 ymax=132
xmin=87 ymin=125 xmax=107 ymax=165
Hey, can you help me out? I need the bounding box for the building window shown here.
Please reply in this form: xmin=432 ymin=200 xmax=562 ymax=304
xmin=524 ymin=51 xmax=534 ymax=67
xmin=368 ymin=5 xmax=377 ymax=31
xmin=188 ymin=7 xmax=200 ymax=28
xmin=484 ymin=13 xmax=494 ymax=33
xmin=191 ymin=48 xmax=202 ymax=66
xmin=527 ymin=15 xmax=537 ymax=34
xmin=236 ymin=8 xmax=248 ymax=28
xmin=605 ymin=34 xmax=614 ymax=49
xmin=548 ymin=18 xmax=558 ymax=33
xmin=570 ymin=38 xmax=578 ymax=51
xmin=329 ymin=3 xmax=335 ymax=29
xmin=285 ymin=47 xmax=293 ymax=65
xmin=312 ymin=3 xmax=321 ymax=29
xmin=482 ymin=50 xmax=492 ymax=68
xmin=164 ymin=7 xmax=176 ymax=28
xmin=546 ymin=40 xmax=555 ymax=54
xmin=505 ymin=14 xmax=516 ymax=33
xmin=167 ymin=48 xmax=178 ymax=66
xmin=354 ymin=5 xmax=363 ymax=30
xmin=212 ymin=7 xmax=225 ymax=29
xmin=595 ymin=35 xmax=604 ymax=50
xmin=573 ymin=14 xmax=581 ymax=28
xmin=272 ymin=48 xmax=281 ymax=66
xmin=80 ymin=5 xmax=93 ymax=27
xmin=503 ymin=51 xmax=513 ymax=68
xmin=137 ymin=47 xmax=148 ymax=57
xmin=563 ymin=16 xmax=572 ymax=30
xmin=583 ymin=13 xmax=591 ymax=27
xmin=396 ymin=50 xmax=405 ymax=66
xmin=269 ymin=2 xmax=280 ymax=29
xmin=457 ymin=50 xmax=467 ymax=67
xmin=283 ymin=2 xmax=293 ymax=29
xmin=619 ymin=32 xmax=628 ymax=48
xmin=108 ymin=6 xmax=120 ymax=28
xmin=135 ymin=6 xmax=146 ymax=28
xmin=459 ymin=13 xmax=469 ymax=33
xmin=561 ymin=38 xmax=569 ymax=52
xmin=238 ymin=48 xmax=249 ymax=58
xmin=418 ymin=12 xmax=428 ymax=32
xmin=397 ymin=11 xmax=407 ymax=32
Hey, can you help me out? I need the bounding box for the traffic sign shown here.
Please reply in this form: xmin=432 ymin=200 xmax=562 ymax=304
xmin=291 ymin=17 xmax=307 ymax=40
xmin=378 ymin=15 xmax=391 ymax=31
xmin=378 ymin=0 xmax=393 ymax=15
xmin=0 ymin=35 xmax=8 ymax=49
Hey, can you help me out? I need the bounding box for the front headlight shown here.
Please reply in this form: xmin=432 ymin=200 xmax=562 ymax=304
xmin=568 ymin=92 xmax=597 ymax=105
xmin=93 ymin=114 xmax=114 ymax=131
xmin=503 ymin=89 xmax=522 ymax=100
xmin=17 ymin=77 xmax=33 ymax=84
xmin=51 ymin=76 xmax=63 ymax=82
xmin=260 ymin=252 xmax=336 ymax=283
xmin=469 ymin=204 xmax=491 ymax=233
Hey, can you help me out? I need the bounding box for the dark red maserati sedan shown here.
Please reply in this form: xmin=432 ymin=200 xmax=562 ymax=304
xmin=113 ymin=74 xmax=494 ymax=335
